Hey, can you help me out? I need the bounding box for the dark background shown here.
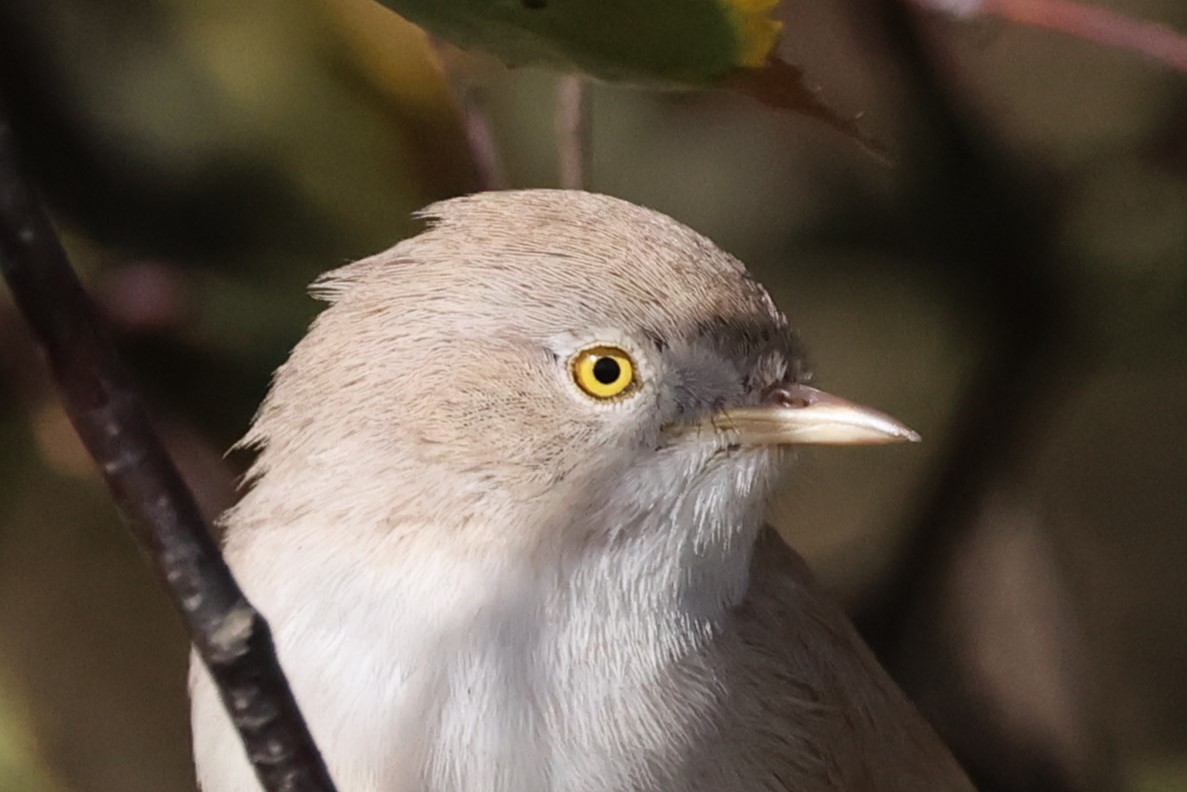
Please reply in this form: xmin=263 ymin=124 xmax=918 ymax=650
xmin=1 ymin=0 xmax=1185 ymax=790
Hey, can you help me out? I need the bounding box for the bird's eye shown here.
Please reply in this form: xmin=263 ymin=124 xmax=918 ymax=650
xmin=571 ymin=345 xmax=637 ymax=400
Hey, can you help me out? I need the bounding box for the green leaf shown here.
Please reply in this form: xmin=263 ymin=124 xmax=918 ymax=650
xmin=372 ymin=0 xmax=883 ymax=154
xmin=370 ymin=0 xmax=782 ymax=85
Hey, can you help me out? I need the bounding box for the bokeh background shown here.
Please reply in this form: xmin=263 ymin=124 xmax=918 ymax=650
xmin=1 ymin=0 xmax=1186 ymax=790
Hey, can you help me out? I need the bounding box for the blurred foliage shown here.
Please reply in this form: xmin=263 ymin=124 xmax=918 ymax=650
xmin=1 ymin=0 xmax=1187 ymax=790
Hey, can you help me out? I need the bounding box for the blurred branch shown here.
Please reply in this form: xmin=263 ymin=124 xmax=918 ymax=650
xmin=556 ymin=75 xmax=590 ymax=190
xmin=844 ymin=1 xmax=1125 ymax=790
xmin=0 ymin=109 xmax=337 ymax=792
xmin=457 ymin=84 xmax=509 ymax=191
xmin=911 ymin=0 xmax=1187 ymax=75
xmin=429 ymin=39 xmax=508 ymax=191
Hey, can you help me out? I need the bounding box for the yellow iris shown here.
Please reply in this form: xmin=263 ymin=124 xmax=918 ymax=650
xmin=572 ymin=346 xmax=636 ymax=399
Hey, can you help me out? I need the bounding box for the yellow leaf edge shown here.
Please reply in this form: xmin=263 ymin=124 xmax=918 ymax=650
xmin=721 ymin=0 xmax=784 ymax=68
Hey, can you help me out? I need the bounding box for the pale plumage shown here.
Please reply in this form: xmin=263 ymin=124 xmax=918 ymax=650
xmin=191 ymin=190 xmax=974 ymax=791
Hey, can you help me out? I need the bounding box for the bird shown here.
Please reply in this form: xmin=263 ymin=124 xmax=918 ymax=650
xmin=190 ymin=189 xmax=975 ymax=792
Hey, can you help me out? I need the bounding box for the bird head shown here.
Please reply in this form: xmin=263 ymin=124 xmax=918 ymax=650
xmin=235 ymin=190 xmax=916 ymax=556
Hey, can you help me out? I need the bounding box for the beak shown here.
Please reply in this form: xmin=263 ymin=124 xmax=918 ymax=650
xmin=709 ymin=383 xmax=921 ymax=446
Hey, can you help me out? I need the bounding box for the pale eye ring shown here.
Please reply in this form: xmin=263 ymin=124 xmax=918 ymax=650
xmin=571 ymin=345 xmax=637 ymax=400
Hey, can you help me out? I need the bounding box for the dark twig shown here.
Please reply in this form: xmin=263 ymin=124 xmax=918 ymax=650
xmin=556 ymin=75 xmax=591 ymax=190
xmin=0 ymin=109 xmax=337 ymax=791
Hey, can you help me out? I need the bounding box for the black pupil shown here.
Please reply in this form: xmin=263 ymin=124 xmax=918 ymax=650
xmin=592 ymin=357 xmax=621 ymax=385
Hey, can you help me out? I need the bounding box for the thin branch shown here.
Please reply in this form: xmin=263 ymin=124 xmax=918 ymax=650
xmin=0 ymin=109 xmax=337 ymax=792
xmin=556 ymin=75 xmax=591 ymax=190
xmin=911 ymin=0 xmax=1187 ymax=75
xmin=428 ymin=38 xmax=508 ymax=191
xmin=458 ymin=84 xmax=509 ymax=191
